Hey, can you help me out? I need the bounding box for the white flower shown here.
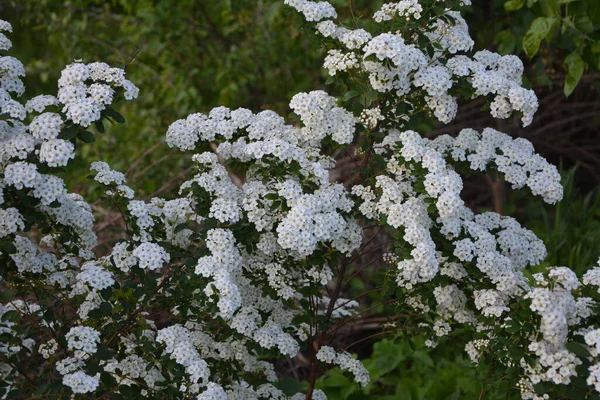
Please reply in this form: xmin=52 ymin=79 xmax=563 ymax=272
xmin=132 ymin=242 xmax=170 ymax=270
xmin=62 ymin=371 xmax=100 ymax=394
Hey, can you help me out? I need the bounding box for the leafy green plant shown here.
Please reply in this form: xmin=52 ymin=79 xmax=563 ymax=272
xmin=316 ymin=337 xmax=489 ymax=400
xmin=2 ymin=1 xmax=600 ymax=399
xmin=499 ymin=0 xmax=600 ymax=95
xmin=516 ymin=167 xmax=600 ymax=274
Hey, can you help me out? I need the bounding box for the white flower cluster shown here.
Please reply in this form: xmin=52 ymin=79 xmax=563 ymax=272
xmin=76 ymin=261 xmax=115 ymax=291
xmin=411 ymin=128 xmax=562 ymax=204
xmin=448 ymin=51 xmax=537 ymax=126
xmin=184 ymin=153 xmax=242 ymax=223
xmin=195 ymin=228 xmax=243 ymax=319
xmin=585 ymin=329 xmax=600 ymax=356
xmin=0 ymin=18 xmax=137 ymax=265
xmin=156 ymin=325 xmax=210 ymax=394
xmin=473 ymin=289 xmax=509 ymax=317
xmin=0 ymin=301 xmax=39 ymax=362
xmin=277 ymin=184 xmax=361 ymax=258
xmin=29 ymin=112 xmax=63 ymax=140
xmin=25 ymin=94 xmax=59 ymax=113
xmin=197 ymin=382 xmax=227 ymax=400
xmin=426 ymin=11 xmax=474 ymax=54
xmin=294 ymin=2 xmax=537 ymax=126
xmin=2 ymin=163 xmax=97 ymax=252
xmin=290 ymin=90 xmax=356 ymax=145
xmin=359 ymin=107 xmax=384 ymax=130
xmin=316 ymin=21 xmax=372 ymax=50
xmin=465 ymin=339 xmax=489 ymax=363
xmin=57 ymin=61 xmax=138 ymax=127
xmin=90 ymin=161 xmax=126 ymax=186
xmin=284 ymin=0 xmax=337 ymax=22
xmin=347 ymin=117 xmax=597 ymax=396
xmin=374 ymin=1 xmax=423 ymax=22
xmin=38 ymin=339 xmax=59 ymax=359
xmin=0 ymin=53 xmax=25 ymax=98
xmin=0 ymin=207 xmax=24 ymax=238
xmin=316 ymin=346 xmax=370 ymax=386
xmin=589 ymin=364 xmax=600 ymax=394
xmin=323 ymin=49 xmax=359 ymax=76
xmin=363 ymin=33 xmax=427 ymax=96
xmin=62 ymin=371 xmax=100 ymax=394
xmin=66 ymin=326 xmax=101 ymax=357
xmin=132 ymin=242 xmax=170 ymax=270
xmin=583 ymin=265 xmax=600 ymax=293
xmin=38 ymin=137 xmax=75 ymax=167
xmin=126 ymin=196 xmax=198 ymax=246
xmin=3 ymin=4 xmax=600 ymax=399
xmin=526 ymin=341 xmax=582 ymax=385
xmin=104 ymin=352 xmax=164 ymax=391
xmin=433 ymin=284 xmax=474 ymax=324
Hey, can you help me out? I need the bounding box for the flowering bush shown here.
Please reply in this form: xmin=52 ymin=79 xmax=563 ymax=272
xmin=1 ymin=1 xmax=600 ymax=399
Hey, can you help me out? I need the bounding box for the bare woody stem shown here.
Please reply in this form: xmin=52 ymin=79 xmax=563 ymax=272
xmin=306 ymin=257 xmax=349 ymax=399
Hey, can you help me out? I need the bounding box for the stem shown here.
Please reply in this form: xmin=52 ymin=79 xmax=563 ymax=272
xmin=306 ymin=258 xmax=349 ymax=399
xmin=327 ymin=298 xmax=397 ymax=337
xmin=112 ymin=197 xmax=132 ymax=237
xmin=305 ymin=347 xmax=319 ymax=400
xmin=344 ymin=330 xmax=392 ymax=351
xmin=342 ymin=254 xmax=385 ymax=289
xmin=332 ymin=287 xmax=385 ymax=312
xmin=106 ymin=270 xmax=171 ymax=347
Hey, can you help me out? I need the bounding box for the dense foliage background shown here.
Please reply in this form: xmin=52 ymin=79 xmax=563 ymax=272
xmin=3 ymin=0 xmax=600 ymax=398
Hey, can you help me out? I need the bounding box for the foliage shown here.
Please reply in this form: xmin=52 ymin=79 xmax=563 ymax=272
xmin=316 ymin=337 xmax=486 ymax=400
xmin=4 ymin=0 xmax=329 ymax=196
xmin=1 ymin=1 xmax=600 ymax=400
xmin=318 ymin=167 xmax=600 ymax=400
xmin=5 ymin=0 xmax=599 ymax=201
xmin=495 ymin=0 xmax=600 ymax=96
xmin=517 ymin=168 xmax=600 ymax=274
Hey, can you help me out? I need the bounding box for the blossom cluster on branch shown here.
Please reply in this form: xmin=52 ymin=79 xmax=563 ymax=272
xmin=0 ymin=1 xmax=599 ymax=399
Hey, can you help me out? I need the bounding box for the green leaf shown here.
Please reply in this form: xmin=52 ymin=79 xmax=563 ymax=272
xmin=0 ymin=290 xmax=14 ymax=302
xmin=1 ymin=310 xmax=19 ymax=322
xmin=366 ymin=91 xmax=378 ymax=101
xmin=32 ymin=384 xmax=49 ymax=396
xmin=564 ymin=51 xmax=585 ymax=97
xmin=575 ymin=16 xmax=594 ymax=34
xmin=105 ymin=108 xmax=126 ymax=124
xmin=118 ymin=385 xmax=134 ymax=396
xmin=504 ymin=0 xmax=525 ymax=11
xmin=96 ymin=343 xmax=113 ymax=360
xmin=494 ymin=30 xmax=519 ymax=55
xmin=505 ymin=322 xmax=521 ymax=333
xmin=78 ymin=131 xmax=96 ymax=143
xmin=523 ymin=17 xmax=559 ymax=58
xmin=61 ymin=125 xmax=79 ymax=140
xmin=174 ymin=222 xmax=188 ymax=233
xmin=95 ymin=119 xmax=105 ymax=133
xmin=342 ymin=90 xmax=361 ymax=102
xmin=565 ymin=341 xmax=591 ymax=358
xmin=276 ymin=376 xmax=303 ymax=396
xmin=0 ymin=240 xmax=16 ymax=255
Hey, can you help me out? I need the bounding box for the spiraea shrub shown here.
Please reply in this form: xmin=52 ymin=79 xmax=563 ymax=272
xmin=1 ymin=1 xmax=600 ymax=399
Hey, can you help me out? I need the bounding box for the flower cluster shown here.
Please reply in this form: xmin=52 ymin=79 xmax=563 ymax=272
xmin=302 ymin=2 xmax=537 ymax=127
xmin=156 ymin=325 xmax=211 ymax=394
xmin=1 ymin=3 xmax=600 ymax=400
xmin=57 ymin=61 xmax=138 ymax=127
xmin=374 ymin=1 xmax=423 ymax=22
xmin=316 ymin=346 xmax=370 ymax=386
